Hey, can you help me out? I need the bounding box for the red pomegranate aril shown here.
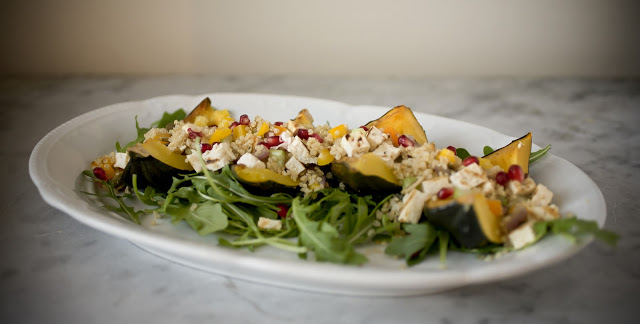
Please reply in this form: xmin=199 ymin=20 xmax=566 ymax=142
xmin=462 ymin=156 xmax=479 ymax=166
xmin=437 ymin=187 xmax=454 ymax=200
xmin=229 ymin=121 xmax=239 ymax=129
xmin=398 ymin=135 xmax=414 ymax=147
xmin=274 ymin=121 xmax=284 ymax=126
xmin=239 ymin=114 xmax=250 ymax=125
xmin=508 ymin=164 xmax=525 ymax=182
xmin=93 ymin=167 xmax=108 ymax=181
xmin=495 ymin=171 xmax=509 ymax=186
xmin=276 ymin=204 xmax=289 ymax=218
xmin=360 ymin=126 xmax=369 ymax=132
xmin=187 ymin=128 xmax=204 ymax=139
xmin=311 ymin=133 xmax=324 ymax=143
xmin=297 ymin=129 xmax=310 ymax=140
xmin=200 ymin=143 xmax=213 ymax=153
xmin=446 ymin=146 xmax=457 ymax=155
xmin=265 ymin=135 xmax=282 ymax=148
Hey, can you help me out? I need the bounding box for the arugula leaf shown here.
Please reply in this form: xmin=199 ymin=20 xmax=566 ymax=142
xmin=385 ymin=223 xmax=437 ymax=266
xmin=292 ymin=197 xmax=367 ymax=265
xmin=483 ymin=145 xmax=494 ymax=155
xmin=455 ymin=148 xmax=471 ymax=160
xmin=533 ymin=216 xmax=619 ymax=247
xmin=81 ymin=170 xmax=143 ymax=224
xmin=529 ymin=144 xmax=551 ymax=164
xmin=167 ymin=201 xmax=229 ymax=235
xmin=151 ymin=109 xmax=186 ymax=128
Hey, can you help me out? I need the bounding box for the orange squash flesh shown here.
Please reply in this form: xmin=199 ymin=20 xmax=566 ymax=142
xmin=483 ymin=132 xmax=532 ymax=174
xmin=365 ymin=105 xmax=428 ymax=146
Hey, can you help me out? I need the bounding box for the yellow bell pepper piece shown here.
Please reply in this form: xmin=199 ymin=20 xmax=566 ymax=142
xmin=273 ymin=125 xmax=287 ymax=135
xmin=329 ymin=124 xmax=348 ymax=139
xmin=257 ymin=122 xmax=270 ymax=137
xmin=437 ymin=148 xmax=457 ymax=165
xmin=211 ymin=110 xmax=234 ymax=127
xmin=209 ymin=127 xmax=232 ymax=143
xmin=233 ymin=125 xmax=248 ymax=140
xmin=317 ymin=149 xmax=334 ymax=166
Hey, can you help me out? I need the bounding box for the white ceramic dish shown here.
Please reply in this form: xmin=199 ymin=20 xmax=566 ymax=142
xmin=29 ymin=93 xmax=606 ymax=296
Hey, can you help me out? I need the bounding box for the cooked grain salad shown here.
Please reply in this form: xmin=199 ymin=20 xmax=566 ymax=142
xmin=85 ymin=97 xmax=616 ymax=266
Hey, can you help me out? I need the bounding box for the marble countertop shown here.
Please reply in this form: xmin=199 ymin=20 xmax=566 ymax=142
xmin=1 ymin=76 xmax=638 ymax=323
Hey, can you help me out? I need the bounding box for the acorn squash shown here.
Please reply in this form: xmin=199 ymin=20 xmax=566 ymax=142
xmin=423 ymin=193 xmax=503 ymax=248
xmin=232 ymin=165 xmax=299 ymax=192
xmin=483 ymin=132 xmax=532 ymax=174
xmin=292 ymin=108 xmax=314 ymax=128
xmin=365 ymin=105 xmax=428 ymax=146
xmin=330 ymin=153 xmax=401 ymax=193
xmin=184 ymin=97 xmax=216 ymax=125
xmin=120 ymin=145 xmax=186 ymax=191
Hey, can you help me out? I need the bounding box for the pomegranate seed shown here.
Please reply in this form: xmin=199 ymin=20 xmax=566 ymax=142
xmin=437 ymin=187 xmax=454 ymax=200
xmin=398 ymin=135 xmax=414 ymax=147
xmin=239 ymin=114 xmax=250 ymax=125
xmin=495 ymin=171 xmax=509 ymax=186
xmin=201 ymin=143 xmax=213 ymax=153
xmin=297 ymin=129 xmax=310 ymax=140
xmin=508 ymin=165 xmax=525 ymax=182
xmin=187 ymin=128 xmax=204 ymax=139
xmin=462 ymin=156 xmax=479 ymax=166
xmin=274 ymin=121 xmax=284 ymax=126
xmin=446 ymin=146 xmax=457 ymax=155
xmin=311 ymin=133 xmax=324 ymax=143
xmin=265 ymin=135 xmax=282 ymax=148
xmin=93 ymin=167 xmax=108 ymax=181
xmin=360 ymin=126 xmax=369 ymax=131
xmin=229 ymin=121 xmax=239 ymax=129
xmin=276 ymin=204 xmax=289 ymax=218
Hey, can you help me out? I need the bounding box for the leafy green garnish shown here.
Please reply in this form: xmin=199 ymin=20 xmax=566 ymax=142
xmin=292 ymin=197 xmax=367 ymax=265
xmin=116 ymin=109 xmax=186 ymax=152
xmin=81 ymin=170 xmax=143 ymax=224
xmin=455 ymin=148 xmax=471 ymax=160
xmin=483 ymin=145 xmax=494 ymax=155
xmin=385 ymin=223 xmax=438 ymax=266
xmin=532 ymin=216 xmax=619 ymax=247
xmin=529 ymin=144 xmax=552 ymax=164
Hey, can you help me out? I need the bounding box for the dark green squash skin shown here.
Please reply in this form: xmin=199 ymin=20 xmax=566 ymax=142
xmin=120 ymin=151 xmax=185 ymax=192
xmin=330 ymin=162 xmax=401 ymax=194
xmin=422 ymin=201 xmax=490 ymax=248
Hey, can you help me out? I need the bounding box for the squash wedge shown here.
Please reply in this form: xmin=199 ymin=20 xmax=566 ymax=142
xmin=483 ymin=132 xmax=532 ymax=174
xmin=331 ymin=153 xmax=400 ymax=193
xmin=365 ymin=105 xmax=428 ymax=146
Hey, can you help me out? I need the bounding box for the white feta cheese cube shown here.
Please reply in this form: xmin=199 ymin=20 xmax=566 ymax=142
xmin=340 ymin=131 xmax=370 ymax=157
xmin=288 ymin=137 xmax=317 ymax=164
xmin=372 ymin=142 xmax=402 ymax=162
xmin=285 ymin=156 xmax=305 ymax=179
xmin=114 ymin=152 xmax=130 ymax=169
xmin=236 ymin=153 xmax=266 ymax=169
xmin=420 ymin=176 xmax=450 ymax=199
xmin=274 ymin=131 xmax=293 ymax=150
xmin=257 ymin=217 xmax=282 ymax=231
xmin=366 ymin=126 xmax=388 ymax=150
xmin=198 ymin=142 xmax=236 ymax=172
xmin=449 ymin=163 xmax=488 ymax=190
xmin=398 ymin=189 xmax=429 ymax=224
xmin=531 ymin=184 xmax=553 ymax=206
xmin=508 ymin=222 xmax=537 ymax=249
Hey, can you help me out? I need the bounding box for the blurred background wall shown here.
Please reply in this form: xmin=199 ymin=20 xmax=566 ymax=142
xmin=2 ymin=0 xmax=639 ymax=77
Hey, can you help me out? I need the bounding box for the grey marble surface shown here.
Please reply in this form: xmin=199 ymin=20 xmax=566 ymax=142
xmin=1 ymin=76 xmax=639 ymax=324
